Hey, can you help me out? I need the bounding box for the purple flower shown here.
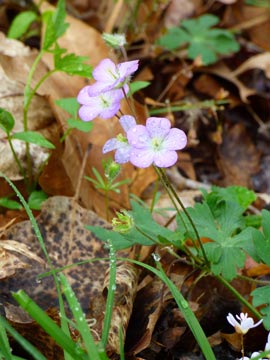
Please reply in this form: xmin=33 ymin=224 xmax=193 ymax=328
xmin=102 ymin=115 xmax=136 ymax=163
xmin=87 ymin=58 xmax=139 ymax=96
xmin=77 ymin=86 xmax=124 ymax=121
xmin=127 ymin=117 xmax=187 ymax=168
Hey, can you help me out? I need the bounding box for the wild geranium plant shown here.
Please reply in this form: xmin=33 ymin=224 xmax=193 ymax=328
xmin=2 ymin=5 xmax=270 ymax=360
xmin=77 ymin=49 xmax=270 ymax=359
xmin=157 ymin=14 xmax=240 ymax=65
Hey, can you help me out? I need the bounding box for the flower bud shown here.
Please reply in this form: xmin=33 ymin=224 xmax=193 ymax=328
xmin=102 ymin=33 xmax=126 ymax=48
xmin=112 ymin=210 xmax=134 ymax=233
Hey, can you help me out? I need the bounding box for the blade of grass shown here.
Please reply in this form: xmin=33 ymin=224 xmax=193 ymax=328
xmin=101 ymin=241 xmax=117 ymax=348
xmin=0 ymin=315 xmax=47 ymax=360
xmin=59 ymin=274 xmax=106 ymax=360
xmin=0 ymin=321 xmax=13 ymax=360
xmin=12 ymin=290 xmax=87 ymax=360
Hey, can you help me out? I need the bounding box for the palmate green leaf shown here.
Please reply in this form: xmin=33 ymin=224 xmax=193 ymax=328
xmin=12 ymin=131 xmax=55 ymax=149
xmin=7 ymin=11 xmax=38 ymax=39
xmin=157 ymin=13 xmax=239 ymax=65
xmin=253 ymin=210 xmax=270 ymax=265
xmin=182 ymin=14 xmax=220 ymax=34
xmin=157 ymin=27 xmax=190 ymax=50
xmin=203 ymin=185 xmax=257 ymax=212
xmin=252 ymin=286 xmax=270 ymax=330
xmin=177 ymin=199 xmax=253 ymax=280
xmin=187 ymin=42 xmax=217 ymax=65
xmin=209 ymin=29 xmax=240 ymax=54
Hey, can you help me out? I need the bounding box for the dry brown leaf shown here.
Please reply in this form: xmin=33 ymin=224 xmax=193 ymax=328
xmin=0 ymin=240 xmax=45 ymax=279
xmin=0 ymin=34 xmax=58 ymax=181
xmin=232 ymin=52 xmax=270 ymax=79
xmin=217 ymin=123 xmax=260 ymax=187
xmin=0 ymin=196 xmax=139 ymax=355
xmin=201 ymin=62 xmax=256 ymax=103
xmin=230 ymin=3 xmax=270 ymax=50
xmin=163 ymin=0 xmax=195 ymax=28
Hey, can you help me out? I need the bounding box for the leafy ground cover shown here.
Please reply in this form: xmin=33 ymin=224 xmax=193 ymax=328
xmin=0 ymin=0 xmax=270 ymax=359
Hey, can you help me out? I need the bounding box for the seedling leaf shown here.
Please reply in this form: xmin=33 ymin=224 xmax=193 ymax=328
xmin=7 ymin=11 xmax=38 ymax=39
xmin=12 ymin=131 xmax=55 ymax=149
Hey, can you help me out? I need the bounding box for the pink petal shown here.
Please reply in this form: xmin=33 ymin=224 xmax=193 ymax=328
xmin=115 ymin=144 xmax=131 ymax=163
xmin=163 ymin=128 xmax=187 ymax=150
xmin=119 ymin=115 xmax=136 ymax=132
xmin=117 ymin=60 xmax=139 ymax=77
xmin=87 ymin=81 xmax=116 ymax=96
xmin=153 ymin=150 xmax=178 ymax=168
xmin=127 ymin=125 xmax=150 ymax=148
xmin=78 ymin=105 xmax=100 ymax=121
xmin=99 ymin=102 xmax=121 ymax=118
xmin=103 ymin=138 xmax=118 ymax=153
xmin=77 ymin=86 xmax=92 ymax=104
xmin=129 ymin=148 xmax=154 ymax=168
xmin=93 ymin=58 xmax=117 ymax=82
xmin=146 ymin=117 xmax=171 ymax=138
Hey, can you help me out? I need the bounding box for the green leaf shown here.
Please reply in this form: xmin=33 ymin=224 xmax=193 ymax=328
xmin=59 ymin=274 xmax=103 ymax=359
xmin=67 ymin=118 xmax=93 ymax=132
xmin=0 ymin=197 xmax=22 ymax=210
xmin=157 ymin=27 xmax=190 ymax=50
xmin=12 ymin=131 xmax=55 ymax=149
xmin=7 ymin=11 xmax=38 ymax=39
xmin=12 ymin=290 xmax=87 ymax=359
xmin=187 ymin=41 xmax=217 ymax=65
xmin=54 ymin=45 xmax=92 ymax=77
xmin=203 ymin=185 xmax=257 ymax=212
xmin=55 ymin=97 xmax=79 ymax=117
xmin=252 ymin=286 xmax=270 ymax=330
xmin=0 ymin=108 xmax=15 ymax=133
xmin=157 ymin=14 xmax=239 ymax=65
xmin=86 ymin=226 xmax=133 ymax=250
xmin=129 ymin=81 xmax=150 ymax=95
xmin=253 ymin=210 xmax=270 ymax=265
xmin=182 ymin=14 xmax=220 ymax=34
xmin=177 ymin=198 xmax=251 ymax=280
xmin=28 ymin=190 xmax=48 ymax=210
xmin=42 ymin=0 xmax=69 ymax=50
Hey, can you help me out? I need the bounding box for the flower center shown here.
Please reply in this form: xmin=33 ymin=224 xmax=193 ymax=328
xmin=151 ymin=137 xmax=163 ymax=151
xmin=116 ymin=133 xmax=128 ymax=143
xmin=100 ymin=95 xmax=111 ymax=109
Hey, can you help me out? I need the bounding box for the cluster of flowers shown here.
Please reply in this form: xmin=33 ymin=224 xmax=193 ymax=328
xmin=227 ymin=313 xmax=270 ymax=360
xmin=77 ymin=58 xmax=187 ymax=168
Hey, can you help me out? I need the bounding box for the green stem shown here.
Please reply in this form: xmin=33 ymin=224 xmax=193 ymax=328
xmin=101 ymin=241 xmax=117 ymax=348
xmin=7 ymin=135 xmax=26 ymax=179
xmin=215 ymin=274 xmax=262 ymax=320
xmin=156 ymin=167 xmax=209 ymax=264
xmin=23 ymin=48 xmax=55 ymax=188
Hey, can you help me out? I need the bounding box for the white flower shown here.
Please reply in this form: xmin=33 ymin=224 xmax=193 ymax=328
xmin=227 ymin=312 xmax=263 ymax=335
